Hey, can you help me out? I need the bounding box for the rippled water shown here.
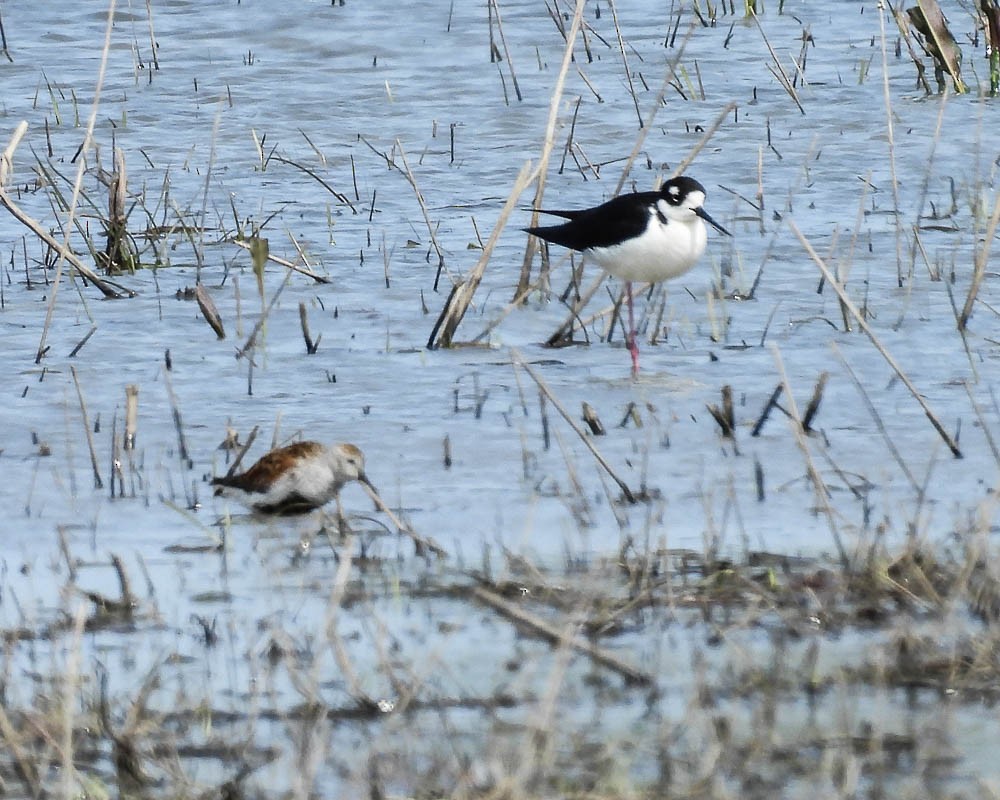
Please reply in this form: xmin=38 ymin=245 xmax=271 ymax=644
xmin=1 ymin=0 xmax=999 ymax=794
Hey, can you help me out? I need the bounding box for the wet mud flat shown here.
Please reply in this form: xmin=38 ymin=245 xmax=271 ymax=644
xmin=3 ymin=530 xmax=1000 ymax=798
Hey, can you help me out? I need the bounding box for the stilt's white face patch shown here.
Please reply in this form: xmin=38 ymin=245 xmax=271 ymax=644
xmin=656 ymin=189 xmax=706 ymax=225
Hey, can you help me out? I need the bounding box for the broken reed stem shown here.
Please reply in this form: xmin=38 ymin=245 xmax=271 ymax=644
xmin=271 ymin=154 xmax=357 ymax=213
xmin=0 ymin=118 xmax=26 ymax=186
xmin=145 ymin=0 xmax=159 ymax=70
xmin=298 ymin=301 xmax=319 ymax=353
xmin=801 ymin=371 xmax=828 ymax=432
xmin=959 ymin=189 xmax=1000 ymax=330
xmin=516 ymin=0 xmax=587 ymax=300
xmin=706 ymin=384 xmax=736 ymax=439
xmin=223 ymin=425 xmax=259 ymax=478
xmin=359 ymin=481 xmax=448 ymax=558
xmin=124 ymin=384 xmax=139 ymax=452
xmin=230 ymin=237 xmax=329 ymax=283
xmin=511 ymin=350 xmax=636 ymax=503
xmin=770 ymin=344 xmax=850 ymax=571
xmin=789 ymin=219 xmax=962 ymax=458
xmin=36 ymin=0 xmax=121 ymax=364
xmin=470 ymin=586 xmax=653 ymax=686
xmin=70 ymin=365 xmax=103 ymax=489
xmin=111 ymin=553 xmax=137 ymax=610
xmin=751 ymin=384 xmax=784 ymax=436
xmin=162 ymin=366 xmax=191 ymax=468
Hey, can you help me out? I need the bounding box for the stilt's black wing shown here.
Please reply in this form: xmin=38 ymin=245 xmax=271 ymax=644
xmin=525 ymin=191 xmax=659 ymax=252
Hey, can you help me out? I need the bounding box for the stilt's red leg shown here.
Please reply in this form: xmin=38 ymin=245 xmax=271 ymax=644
xmin=625 ymin=281 xmax=640 ymax=376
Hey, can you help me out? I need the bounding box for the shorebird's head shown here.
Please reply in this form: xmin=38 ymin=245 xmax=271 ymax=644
xmin=658 ymin=176 xmax=730 ymax=236
xmin=334 ymin=443 xmax=372 ymax=488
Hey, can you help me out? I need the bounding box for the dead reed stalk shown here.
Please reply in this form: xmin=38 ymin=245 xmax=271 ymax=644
xmin=515 ymin=0 xmax=587 ymax=300
xmin=427 ymin=160 xmax=539 ymax=348
xmin=471 ymin=585 xmax=653 ymax=685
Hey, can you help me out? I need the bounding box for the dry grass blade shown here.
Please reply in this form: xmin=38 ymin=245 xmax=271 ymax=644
xmin=959 ymin=190 xmax=1000 ymax=330
xmin=471 ymin=586 xmax=653 ymax=686
xmin=511 ymin=349 xmax=636 ymax=503
xmin=790 ymin=219 xmax=962 ymax=458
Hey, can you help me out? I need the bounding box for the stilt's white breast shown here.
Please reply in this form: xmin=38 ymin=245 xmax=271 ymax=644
xmin=586 ymin=205 xmax=708 ymax=284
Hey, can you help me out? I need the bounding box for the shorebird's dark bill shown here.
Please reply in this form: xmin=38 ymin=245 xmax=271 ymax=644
xmin=696 ymin=206 xmax=731 ymax=236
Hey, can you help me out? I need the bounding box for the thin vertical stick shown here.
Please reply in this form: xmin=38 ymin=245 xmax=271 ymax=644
xmin=70 ymin=366 xmax=103 ymax=489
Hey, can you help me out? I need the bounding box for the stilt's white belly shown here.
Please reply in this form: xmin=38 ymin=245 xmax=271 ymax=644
xmin=586 ymin=212 xmax=708 ymax=283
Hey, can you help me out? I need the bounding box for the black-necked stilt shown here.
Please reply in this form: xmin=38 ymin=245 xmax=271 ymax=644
xmin=212 ymin=441 xmax=372 ymax=516
xmin=525 ymin=175 xmax=730 ymax=376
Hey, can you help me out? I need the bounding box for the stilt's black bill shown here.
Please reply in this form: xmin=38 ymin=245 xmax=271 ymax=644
xmin=696 ymin=206 xmax=731 ymax=236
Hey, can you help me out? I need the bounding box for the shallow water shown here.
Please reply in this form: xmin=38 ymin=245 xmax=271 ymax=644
xmin=1 ymin=1 xmax=999 ymax=795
